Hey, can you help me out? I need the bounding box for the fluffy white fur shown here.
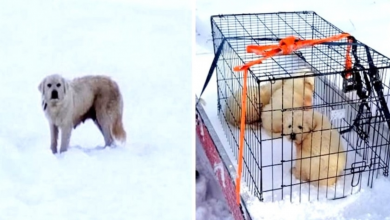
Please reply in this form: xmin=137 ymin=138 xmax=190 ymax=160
xmin=39 ymin=74 xmax=126 ymax=154
xmin=261 ymin=68 xmax=315 ymax=135
xmin=225 ymin=80 xmax=283 ymax=128
xmin=282 ymin=110 xmax=346 ymax=186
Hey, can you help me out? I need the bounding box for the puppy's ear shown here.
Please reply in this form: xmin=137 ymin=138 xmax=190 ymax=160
xmin=304 ymin=76 xmax=315 ymax=92
xmin=303 ymin=111 xmax=316 ymax=131
xmin=38 ymin=79 xmax=45 ymax=94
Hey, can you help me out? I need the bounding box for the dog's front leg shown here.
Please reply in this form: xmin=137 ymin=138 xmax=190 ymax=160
xmin=50 ymin=123 xmax=59 ymax=154
xmin=59 ymin=125 xmax=72 ymax=153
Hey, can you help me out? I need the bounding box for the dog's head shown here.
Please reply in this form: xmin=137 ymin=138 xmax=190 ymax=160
xmin=283 ymin=110 xmax=315 ymax=144
xmin=38 ymin=74 xmax=70 ymax=107
xmin=290 ymin=68 xmax=315 ymax=92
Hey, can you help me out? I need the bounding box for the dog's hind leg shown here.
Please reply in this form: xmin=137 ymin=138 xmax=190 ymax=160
xmin=93 ymin=119 xmax=113 ymax=147
xmin=94 ymin=88 xmax=125 ymax=147
xmin=101 ymin=121 xmax=114 ymax=147
xmin=95 ymin=112 xmax=114 ymax=147
xmin=94 ymin=120 xmax=103 ymax=133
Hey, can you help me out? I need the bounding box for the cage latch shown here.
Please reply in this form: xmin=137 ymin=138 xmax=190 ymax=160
xmin=350 ymin=161 xmax=366 ymax=187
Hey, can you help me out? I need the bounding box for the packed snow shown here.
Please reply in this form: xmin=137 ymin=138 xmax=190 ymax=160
xmin=0 ymin=0 xmax=192 ymax=219
xmin=195 ymin=0 xmax=390 ymax=219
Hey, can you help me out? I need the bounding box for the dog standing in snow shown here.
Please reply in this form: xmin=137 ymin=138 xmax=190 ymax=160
xmin=38 ymin=74 xmax=126 ymax=154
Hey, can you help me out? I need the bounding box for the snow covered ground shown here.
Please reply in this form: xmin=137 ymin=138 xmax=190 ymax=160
xmin=195 ymin=0 xmax=390 ymax=219
xmin=0 ymin=0 xmax=192 ymax=219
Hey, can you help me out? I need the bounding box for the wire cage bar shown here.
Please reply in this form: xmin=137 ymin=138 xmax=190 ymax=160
xmin=210 ymin=11 xmax=390 ymax=202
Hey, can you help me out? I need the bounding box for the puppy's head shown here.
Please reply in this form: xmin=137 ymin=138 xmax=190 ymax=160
xmin=291 ymin=68 xmax=315 ymax=92
xmin=283 ymin=110 xmax=315 ymax=144
xmin=38 ymin=74 xmax=69 ymax=106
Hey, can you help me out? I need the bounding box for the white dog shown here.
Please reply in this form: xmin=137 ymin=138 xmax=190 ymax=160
xmin=261 ymin=68 xmax=315 ymax=135
xmin=38 ymin=74 xmax=126 ymax=154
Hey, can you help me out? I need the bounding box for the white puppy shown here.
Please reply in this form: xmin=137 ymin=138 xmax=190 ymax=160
xmin=39 ymin=74 xmax=126 ymax=154
xmin=261 ymin=68 xmax=315 ymax=135
xmin=283 ymin=110 xmax=346 ymax=186
xmin=225 ymin=80 xmax=284 ymax=128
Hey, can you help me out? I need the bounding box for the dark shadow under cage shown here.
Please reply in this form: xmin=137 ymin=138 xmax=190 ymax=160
xmin=210 ymin=11 xmax=390 ymax=202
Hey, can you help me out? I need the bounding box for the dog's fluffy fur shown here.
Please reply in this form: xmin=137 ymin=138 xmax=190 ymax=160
xmin=39 ymin=74 xmax=126 ymax=154
xmin=261 ymin=68 xmax=315 ymax=135
xmin=282 ymin=110 xmax=346 ymax=186
xmin=225 ymin=80 xmax=283 ymax=128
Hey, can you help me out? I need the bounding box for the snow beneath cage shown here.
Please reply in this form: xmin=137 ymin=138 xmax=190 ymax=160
xmin=195 ymin=0 xmax=390 ymax=218
xmin=0 ymin=0 xmax=192 ymax=219
xmin=246 ymin=179 xmax=390 ymax=220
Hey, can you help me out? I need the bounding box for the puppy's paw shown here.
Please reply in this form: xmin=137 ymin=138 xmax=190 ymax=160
xmin=271 ymin=132 xmax=282 ymax=138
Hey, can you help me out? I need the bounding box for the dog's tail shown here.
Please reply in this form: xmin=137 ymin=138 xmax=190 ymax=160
xmin=112 ymin=115 xmax=127 ymax=143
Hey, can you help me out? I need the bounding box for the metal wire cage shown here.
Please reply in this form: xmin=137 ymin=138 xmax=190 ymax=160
xmin=211 ymin=11 xmax=390 ymax=202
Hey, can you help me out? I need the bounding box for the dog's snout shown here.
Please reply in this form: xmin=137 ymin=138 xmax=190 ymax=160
xmin=290 ymin=133 xmax=296 ymax=140
xmin=51 ymin=90 xmax=59 ymax=99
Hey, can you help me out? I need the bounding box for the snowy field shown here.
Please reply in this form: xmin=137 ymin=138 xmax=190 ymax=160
xmin=195 ymin=0 xmax=390 ymax=219
xmin=0 ymin=0 xmax=192 ymax=219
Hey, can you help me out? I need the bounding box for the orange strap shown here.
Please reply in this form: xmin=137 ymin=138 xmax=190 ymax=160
xmin=344 ymin=37 xmax=354 ymax=78
xmin=235 ymin=68 xmax=247 ymax=204
xmin=234 ymin=33 xmax=351 ymax=71
xmin=233 ymin=33 xmax=352 ymax=205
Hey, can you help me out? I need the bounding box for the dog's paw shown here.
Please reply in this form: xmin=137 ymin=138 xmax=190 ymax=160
xmin=51 ymin=148 xmax=58 ymax=154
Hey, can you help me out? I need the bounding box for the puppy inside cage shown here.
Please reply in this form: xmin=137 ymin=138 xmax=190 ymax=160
xmin=282 ymin=109 xmax=346 ymax=187
xmin=218 ymin=48 xmax=390 ymax=203
xmin=211 ymin=11 xmax=390 ymax=204
xmin=221 ymin=58 xmax=390 ymax=203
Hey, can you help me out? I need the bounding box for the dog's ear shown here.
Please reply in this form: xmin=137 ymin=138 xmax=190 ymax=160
xmin=62 ymin=78 xmax=70 ymax=94
xmin=38 ymin=79 xmax=45 ymax=94
xmin=303 ymin=110 xmax=316 ymax=131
